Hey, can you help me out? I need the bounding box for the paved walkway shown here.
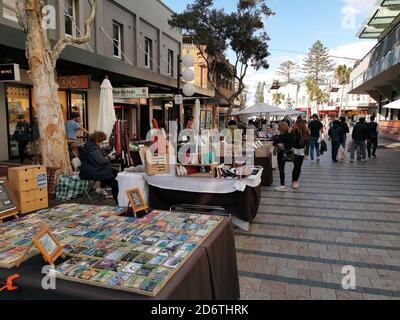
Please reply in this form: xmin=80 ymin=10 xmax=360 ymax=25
xmin=237 ymin=140 xmax=400 ymax=300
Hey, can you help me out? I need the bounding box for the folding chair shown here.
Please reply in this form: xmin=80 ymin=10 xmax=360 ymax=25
xmin=71 ymin=157 xmax=96 ymax=204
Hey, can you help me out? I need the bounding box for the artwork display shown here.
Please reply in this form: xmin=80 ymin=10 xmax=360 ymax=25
xmin=0 ymin=203 xmax=223 ymax=297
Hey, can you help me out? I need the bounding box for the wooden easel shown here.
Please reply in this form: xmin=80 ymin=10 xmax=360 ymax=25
xmin=0 ymin=177 xmax=19 ymax=223
xmin=16 ymin=227 xmax=66 ymax=268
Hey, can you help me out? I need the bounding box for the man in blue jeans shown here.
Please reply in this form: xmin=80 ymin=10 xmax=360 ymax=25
xmin=308 ymin=114 xmax=324 ymax=163
xmin=350 ymin=117 xmax=369 ymax=163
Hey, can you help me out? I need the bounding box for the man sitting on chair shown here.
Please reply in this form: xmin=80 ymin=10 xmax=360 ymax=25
xmin=79 ymin=131 xmax=119 ymax=204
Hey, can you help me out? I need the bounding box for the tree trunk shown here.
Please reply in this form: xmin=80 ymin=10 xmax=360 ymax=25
xmin=25 ymin=7 xmax=72 ymax=175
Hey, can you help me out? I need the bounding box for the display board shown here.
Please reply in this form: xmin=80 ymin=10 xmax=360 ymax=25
xmin=0 ymin=177 xmax=19 ymax=222
xmin=126 ymin=188 xmax=148 ymax=214
xmin=0 ymin=204 xmax=224 ymax=297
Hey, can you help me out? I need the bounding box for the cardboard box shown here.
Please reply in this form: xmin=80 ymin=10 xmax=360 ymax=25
xmin=35 ymin=188 xmax=48 ymax=200
xmin=19 ymin=200 xmax=36 ymax=214
xmin=35 ymin=198 xmax=48 ymax=210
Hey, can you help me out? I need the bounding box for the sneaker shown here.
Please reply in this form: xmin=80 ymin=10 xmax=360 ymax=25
xmin=350 ymin=159 xmax=355 ymax=163
xmin=292 ymin=182 xmax=300 ymax=190
xmin=361 ymin=159 xmax=367 ymax=162
xmin=96 ymin=188 xmax=109 ymax=196
xmin=310 ymin=160 xmax=315 ymax=164
xmin=372 ymin=154 xmax=377 ymax=158
xmin=275 ymin=186 xmax=287 ymax=192
xmin=317 ymin=157 xmax=320 ymax=163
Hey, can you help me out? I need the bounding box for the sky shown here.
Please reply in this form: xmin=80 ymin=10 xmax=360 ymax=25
xmin=163 ymin=0 xmax=378 ymax=103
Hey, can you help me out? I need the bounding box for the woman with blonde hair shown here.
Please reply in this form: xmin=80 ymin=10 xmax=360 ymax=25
xmin=273 ymin=122 xmax=294 ymax=192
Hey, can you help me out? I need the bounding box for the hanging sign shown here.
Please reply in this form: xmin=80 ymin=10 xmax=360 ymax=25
xmin=58 ymin=75 xmax=90 ymax=89
xmin=0 ymin=64 xmax=20 ymax=82
xmin=148 ymin=93 xmax=174 ymax=99
xmin=113 ymin=87 xmax=149 ymax=99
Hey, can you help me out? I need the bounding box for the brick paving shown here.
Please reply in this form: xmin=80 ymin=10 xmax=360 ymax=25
xmin=238 ymin=140 xmax=400 ymax=300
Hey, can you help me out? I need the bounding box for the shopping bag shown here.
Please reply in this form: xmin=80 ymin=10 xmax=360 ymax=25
xmin=348 ymin=141 xmax=353 ymax=153
xmin=337 ymin=145 xmax=345 ymax=162
xmin=320 ymin=140 xmax=328 ymax=155
xmin=56 ymin=175 xmax=90 ymax=200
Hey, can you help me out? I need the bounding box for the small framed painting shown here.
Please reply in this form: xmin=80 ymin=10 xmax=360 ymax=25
xmin=32 ymin=227 xmax=65 ymax=267
xmin=126 ymin=188 xmax=148 ymax=214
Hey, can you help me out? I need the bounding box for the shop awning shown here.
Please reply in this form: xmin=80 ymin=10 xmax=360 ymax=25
xmin=383 ymin=99 xmax=400 ymax=109
xmin=357 ymin=0 xmax=400 ymax=39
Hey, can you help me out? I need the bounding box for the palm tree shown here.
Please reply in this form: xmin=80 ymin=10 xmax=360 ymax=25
xmin=334 ymin=65 xmax=352 ymax=117
xmin=305 ymin=78 xmax=329 ymax=116
xmin=272 ymin=93 xmax=285 ymax=107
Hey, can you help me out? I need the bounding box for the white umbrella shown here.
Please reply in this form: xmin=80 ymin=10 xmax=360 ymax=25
xmin=235 ymin=103 xmax=284 ymax=115
xmin=382 ymin=100 xmax=400 ymax=109
xmin=98 ymin=77 xmax=116 ymax=139
xmin=270 ymin=110 xmax=306 ymax=117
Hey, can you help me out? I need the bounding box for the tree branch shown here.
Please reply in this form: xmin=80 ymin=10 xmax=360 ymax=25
xmin=51 ymin=0 xmax=96 ymax=63
xmin=15 ymin=0 xmax=28 ymax=32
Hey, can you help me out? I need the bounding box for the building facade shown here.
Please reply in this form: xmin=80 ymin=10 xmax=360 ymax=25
xmin=265 ymin=81 xmax=376 ymax=118
xmin=0 ymin=0 xmax=182 ymax=161
xmin=349 ymin=0 xmax=400 ymax=140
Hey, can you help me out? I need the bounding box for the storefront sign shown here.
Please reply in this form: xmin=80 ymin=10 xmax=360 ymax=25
xmin=113 ymin=87 xmax=149 ymax=99
xmin=149 ymin=93 xmax=174 ymax=99
xmin=58 ymin=75 xmax=90 ymax=89
xmin=0 ymin=64 xmax=20 ymax=82
xmin=174 ymin=94 xmax=183 ymax=105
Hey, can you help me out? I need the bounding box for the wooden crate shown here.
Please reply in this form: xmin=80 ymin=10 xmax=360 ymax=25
xmin=144 ymin=148 xmax=169 ymax=176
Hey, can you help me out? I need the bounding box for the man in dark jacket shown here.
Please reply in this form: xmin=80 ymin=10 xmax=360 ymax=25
xmin=13 ymin=114 xmax=32 ymax=164
xmin=367 ymin=115 xmax=379 ymax=158
xmin=350 ymin=117 xmax=369 ymax=163
xmin=329 ymin=120 xmax=345 ymax=162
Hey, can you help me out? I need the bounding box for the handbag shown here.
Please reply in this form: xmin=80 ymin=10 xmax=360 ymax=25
xmin=320 ymin=140 xmax=328 ymax=155
xmin=337 ymin=145 xmax=345 ymax=161
xmin=282 ymin=148 xmax=295 ymax=162
xmin=347 ymin=140 xmax=353 ymax=153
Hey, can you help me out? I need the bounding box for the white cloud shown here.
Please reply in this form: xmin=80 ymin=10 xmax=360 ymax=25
xmin=329 ymin=40 xmax=377 ymax=66
xmin=340 ymin=0 xmax=376 ymax=30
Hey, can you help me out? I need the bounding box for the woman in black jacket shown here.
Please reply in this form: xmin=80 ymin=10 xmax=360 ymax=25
xmin=291 ymin=119 xmax=310 ymax=190
xmin=273 ymin=122 xmax=294 ymax=192
xmin=80 ymin=131 xmax=119 ymax=203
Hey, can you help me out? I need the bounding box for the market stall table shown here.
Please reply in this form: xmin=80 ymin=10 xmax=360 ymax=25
xmin=0 ymin=216 xmax=239 ymax=300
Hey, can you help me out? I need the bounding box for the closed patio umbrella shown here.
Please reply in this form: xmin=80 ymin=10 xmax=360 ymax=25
xmin=98 ymin=77 xmax=117 ymax=139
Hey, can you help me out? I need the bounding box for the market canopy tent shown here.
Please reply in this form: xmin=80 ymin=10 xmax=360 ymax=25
xmin=98 ymin=78 xmax=117 ymax=139
xmin=233 ymin=103 xmax=284 ymax=115
xmin=270 ymin=110 xmax=307 ymax=117
xmin=382 ymin=100 xmax=400 ymax=109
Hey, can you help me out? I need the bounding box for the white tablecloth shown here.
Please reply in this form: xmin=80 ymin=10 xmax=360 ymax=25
xmin=117 ymin=169 xmax=263 ymax=206
xmin=116 ymin=172 xmax=149 ymax=207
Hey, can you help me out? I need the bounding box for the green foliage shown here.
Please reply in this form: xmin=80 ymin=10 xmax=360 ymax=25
xmin=303 ymin=40 xmax=334 ymax=84
xmin=272 ymin=92 xmax=285 ymax=106
xmin=276 ymin=60 xmax=298 ymax=84
xmin=169 ymin=0 xmax=274 ymax=114
xmin=305 ymin=78 xmax=329 ymax=105
xmin=255 ymin=81 xmax=265 ymax=104
xmin=334 ymin=64 xmax=352 ymax=86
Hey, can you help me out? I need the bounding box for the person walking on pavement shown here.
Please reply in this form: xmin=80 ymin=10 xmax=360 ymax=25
xmin=13 ymin=114 xmax=32 ymax=164
xmin=339 ymin=117 xmax=350 ymax=148
xmin=367 ymin=115 xmax=379 ymax=158
xmin=273 ymin=122 xmax=295 ymax=192
xmin=350 ymin=117 xmax=369 ymax=163
xmin=308 ymin=114 xmax=324 ymax=163
xmin=328 ymin=120 xmax=345 ymax=162
xmin=291 ymin=119 xmax=310 ymax=190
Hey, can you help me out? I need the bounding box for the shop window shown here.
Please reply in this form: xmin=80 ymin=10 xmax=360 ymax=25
xmin=3 ymin=0 xmax=17 ymax=22
xmin=145 ymin=38 xmax=153 ymax=69
xmin=65 ymin=0 xmax=77 ymax=37
xmin=70 ymin=92 xmax=87 ymax=131
xmin=113 ymin=21 xmax=123 ymax=59
xmin=167 ymin=49 xmax=174 ymax=76
xmin=6 ymin=86 xmax=31 ymax=158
